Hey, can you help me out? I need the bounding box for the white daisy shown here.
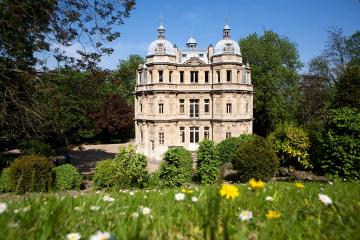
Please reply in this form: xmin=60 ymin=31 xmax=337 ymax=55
xmin=131 ymin=212 xmax=139 ymax=218
xmin=90 ymin=206 xmax=100 ymax=211
xmin=89 ymin=231 xmax=111 ymax=240
xmin=129 ymin=191 xmax=135 ymax=197
xmin=140 ymin=207 xmax=151 ymax=215
xmin=239 ymin=210 xmax=253 ymax=221
xmin=191 ymin=197 xmax=198 ymax=203
xmin=175 ymin=193 xmax=185 ymax=201
xmin=66 ymin=232 xmax=81 ymax=240
xmin=265 ymin=196 xmax=274 ymax=202
xmin=318 ymin=194 xmax=333 ymax=206
xmin=103 ymin=195 xmax=115 ymax=202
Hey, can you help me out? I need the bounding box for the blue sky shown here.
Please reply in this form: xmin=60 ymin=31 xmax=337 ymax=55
xmin=77 ymin=0 xmax=360 ymax=71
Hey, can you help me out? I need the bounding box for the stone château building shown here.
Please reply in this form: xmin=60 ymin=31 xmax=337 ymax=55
xmin=134 ymin=23 xmax=253 ymax=161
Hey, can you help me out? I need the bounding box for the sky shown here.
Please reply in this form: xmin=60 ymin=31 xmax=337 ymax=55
xmin=66 ymin=0 xmax=360 ymax=71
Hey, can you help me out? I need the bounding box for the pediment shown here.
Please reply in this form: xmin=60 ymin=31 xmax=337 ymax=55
xmin=183 ymin=57 xmax=206 ymax=65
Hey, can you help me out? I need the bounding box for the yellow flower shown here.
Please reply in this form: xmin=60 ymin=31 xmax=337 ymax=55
xmin=219 ymin=184 xmax=239 ymax=199
xmin=181 ymin=188 xmax=193 ymax=194
xmin=249 ymin=178 xmax=265 ymax=190
xmin=266 ymin=210 xmax=281 ymax=219
xmin=295 ymin=182 xmax=304 ymax=189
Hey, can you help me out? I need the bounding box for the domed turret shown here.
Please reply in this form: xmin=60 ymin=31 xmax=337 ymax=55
xmin=186 ymin=36 xmax=197 ymax=49
xmin=213 ymin=24 xmax=241 ymax=56
xmin=147 ymin=23 xmax=175 ymax=56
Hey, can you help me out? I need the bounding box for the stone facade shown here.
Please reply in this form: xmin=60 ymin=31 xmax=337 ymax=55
xmin=135 ymin=23 xmax=253 ymax=161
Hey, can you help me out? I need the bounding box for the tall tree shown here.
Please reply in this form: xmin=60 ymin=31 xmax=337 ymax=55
xmin=333 ymin=65 xmax=360 ymax=109
xmin=346 ymin=31 xmax=360 ymax=66
xmin=239 ymin=30 xmax=302 ymax=136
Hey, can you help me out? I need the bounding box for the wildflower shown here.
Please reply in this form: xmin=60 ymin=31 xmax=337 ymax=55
xmin=249 ymin=178 xmax=265 ymax=190
xmin=318 ymin=194 xmax=332 ymax=206
xmin=219 ymin=184 xmax=239 ymax=199
xmin=103 ymin=195 xmax=115 ymax=202
xmin=140 ymin=207 xmax=151 ymax=215
xmin=265 ymin=196 xmax=274 ymax=202
xmin=266 ymin=210 xmax=281 ymax=219
xmin=239 ymin=210 xmax=253 ymax=221
xmin=295 ymin=182 xmax=304 ymax=189
xmin=175 ymin=193 xmax=186 ymax=201
xmin=181 ymin=188 xmax=193 ymax=194
xmin=328 ymin=181 xmax=334 ymax=185
xmin=131 ymin=212 xmax=139 ymax=218
xmin=129 ymin=191 xmax=135 ymax=197
xmin=89 ymin=231 xmax=111 ymax=240
xmin=74 ymin=206 xmax=82 ymax=211
xmin=66 ymin=232 xmax=81 ymax=240
xmin=191 ymin=197 xmax=198 ymax=203
xmin=90 ymin=206 xmax=100 ymax=211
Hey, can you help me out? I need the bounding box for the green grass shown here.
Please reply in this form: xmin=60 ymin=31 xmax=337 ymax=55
xmin=0 ymin=181 xmax=359 ymax=240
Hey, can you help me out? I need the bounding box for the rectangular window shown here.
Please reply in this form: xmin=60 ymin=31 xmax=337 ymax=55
xmin=189 ymin=99 xmax=199 ymax=118
xmin=179 ymin=99 xmax=185 ymax=114
xmin=180 ymin=127 xmax=185 ymax=143
xmin=246 ymin=102 xmax=249 ymax=113
xmin=204 ymin=127 xmax=210 ymax=139
xmin=182 ymin=54 xmax=187 ymax=57
xmin=237 ymin=70 xmax=240 ymax=82
xmin=205 ymin=71 xmax=209 ymax=83
xmin=159 ymin=103 xmax=164 ymax=114
xmin=199 ymin=53 xmax=204 ymax=57
xmin=159 ymin=70 xmax=163 ymax=82
xmin=226 ymin=132 xmax=232 ymax=138
xmin=159 ymin=132 xmax=164 ymax=144
xmin=227 ymin=70 xmax=231 ymax=82
xmin=190 ymin=127 xmax=200 ymax=143
xmin=150 ymin=70 xmax=153 ymax=83
xmin=190 ymin=71 xmax=198 ymax=83
xmin=150 ymin=140 xmax=155 ymax=151
xmin=217 ymin=70 xmax=220 ymax=83
xmin=140 ymin=103 xmax=143 ymax=112
xmin=242 ymin=68 xmax=246 ymax=83
xmin=204 ymin=99 xmax=210 ymax=113
xmin=180 ymin=71 xmax=184 ymax=83
xmin=226 ymin=103 xmax=232 ymax=114
xmin=169 ymin=71 xmax=172 ymax=83
xmin=140 ymin=131 xmax=143 ymax=143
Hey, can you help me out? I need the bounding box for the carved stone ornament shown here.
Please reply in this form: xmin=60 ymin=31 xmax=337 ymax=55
xmin=155 ymin=43 xmax=166 ymax=54
xmin=223 ymin=43 xmax=234 ymax=53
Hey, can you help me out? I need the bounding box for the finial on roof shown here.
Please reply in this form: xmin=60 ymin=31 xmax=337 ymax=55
xmin=157 ymin=16 xmax=165 ymax=39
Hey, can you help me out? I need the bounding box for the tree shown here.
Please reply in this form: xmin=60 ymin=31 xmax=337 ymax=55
xmin=333 ymin=65 xmax=360 ymax=109
xmin=346 ymin=31 xmax=360 ymax=66
xmin=196 ymin=140 xmax=220 ymax=184
xmin=109 ymin=54 xmax=145 ymax=105
xmin=239 ymin=30 xmax=302 ymax=136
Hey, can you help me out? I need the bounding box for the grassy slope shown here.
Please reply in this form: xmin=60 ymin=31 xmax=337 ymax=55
xmin=0 ymin=182 xmax=359 ymax=240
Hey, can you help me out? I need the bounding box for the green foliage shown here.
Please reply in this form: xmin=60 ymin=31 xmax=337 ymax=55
xmin=320 ymin=107 xmax=360 ymax=179
xmin=239 ymin=30 xmax=302 ymax=135
xmin=216 ymin=134 xmax=256 ymax=164
xmin=196 ymin=140 xmax=220 ymax=184
xmin=9 ymin=154 xmax=53 ymax=194
xmin=233 ymin=136 xmax=279 ymax=182
xmin=114 ymin=145 xmax=149 ymax=188
xmin=333 ymin=65 xmax=360 ymax=109
xmin=18 ymin=139 xmax=55 ymax=157
xmin=159 ymin=147 xmax=193 ymax=188
xmin=52 ymin=164 xmax=82 ymax=190
xmin=0 ymin=168 xmax=12 ymax=193
xmin=268 ymin=123 xmax=311 ymax=169
xmin=93 ymin=160 xmax=118 ymax=190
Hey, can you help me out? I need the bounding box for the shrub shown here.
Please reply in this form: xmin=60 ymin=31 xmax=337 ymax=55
xmin=114 ymin=145 xmax=149 ymax=188
xmin=93 ymin=159 xmax=118 ymax=190
xmin=53 ymin=164 xmax=82 ymax=190
xmin=159 ymin=147 xmax=193 ymax=188
xmin=320 ymin=107 xmax=360 ymax=179
xmin=268 ymin=123 xmax=311 ymax=169
xmin=197 ymin=140 xmax=220 ymax=184
xmin=0 ymin=168 xmax=12 ymax=193
xmin=18 ymin=139 xmax=55 ymax=157
xmin=217 ymin=135 xmax=255 ymax=164
xmin=233 ymin=136 xmax=279 ymax=182
xmin=9 ymin=154 xmax=53 ymax=194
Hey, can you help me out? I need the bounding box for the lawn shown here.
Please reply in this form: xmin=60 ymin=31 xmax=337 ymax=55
xmin=0 ymin=181 xmax=359 ymax=240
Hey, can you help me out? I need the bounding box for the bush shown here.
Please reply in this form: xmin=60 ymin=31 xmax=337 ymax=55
xmin=0 ymin=168 xmax=12 ymax=193
xmin=159 ymin=147 xmax=193 ymax=188
xmin=9 ymin=154 xmax=53 ymax=194
xmin=18 ymin=139 xmax=55 ymax=157
xmin=217 ymin=135 xmax=255 ymax=164
xmin=93 ymin=159 xmax=118 ymax=190
xmin=233 ymin=136 xmax=279 ymax=182
xmin=114 ymin=145 xmax=149 ymax=188
xmin=197 ymin=140 xmax=220 ymax=184
xmin=268 ymin=123 xmax=311 ymax=169
xmin=53 ymin=164 xmax=82 ymax=190
xmin=320 ymin=107 xmax=360 ymax=179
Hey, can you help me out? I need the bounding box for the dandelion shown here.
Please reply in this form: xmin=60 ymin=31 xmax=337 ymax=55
xmin=295 ymin=182 xmax=304 ymax=189
xmin=219 ymin=184 xmax=239 ymax=199
xmin=318 ymin=194 xmax=332 ymax=206
xmin=266 ymin=210 xmax=281 ymax=219
xmin=249 ymin=178 xmax=265 ymax=190
xmin=265 ymin=196 xmax=274 ymax=202
xmin=175 ymin=193 xmax=186 ymax=201
xmin=191 ymin=197 xmax=198 ymax=202
xmin=129 ymin=191 xmax=135 ymax=197
xmin=239 ymin=210 xmax=253 ymax=221
xmin=90 ymin=206 xmax=100 ymax=211
xmin=181 ymin=188 xmax=193 ymax=194
xmin=131 ymin=212 xmax=139 ymax=218
xmin=103 ymin=195 xmax=115 ymax=202
xmin=140 ymin=207 xmax=151 ymax=215
xmin=89 ymin=231 xmax=111 ymax=240
xmin=66 ymin=232 xmax=81 ymax=240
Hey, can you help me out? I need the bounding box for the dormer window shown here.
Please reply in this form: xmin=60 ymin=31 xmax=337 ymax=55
xmin=182 ymin=54 xmax=187 ymax=57
xmin=199 ymin=53 xmax=204 ymax=57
